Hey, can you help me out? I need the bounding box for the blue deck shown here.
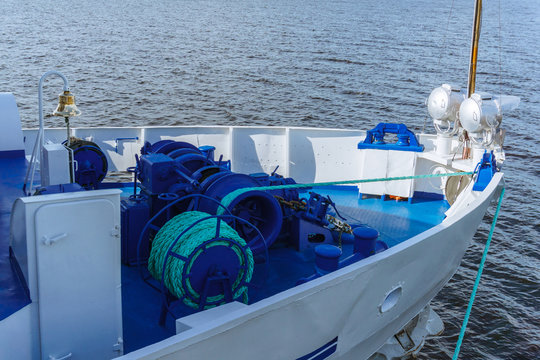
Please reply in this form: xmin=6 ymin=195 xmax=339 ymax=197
xmin=314 ymin=186 xmax=449 ymax=247
xmin=0 ymin=156 xmax=31 ymax=321
xmin=0 ymin=163 xmax=449 ymax=350
xmin=120 ymin=186 xmax=449 ymax=353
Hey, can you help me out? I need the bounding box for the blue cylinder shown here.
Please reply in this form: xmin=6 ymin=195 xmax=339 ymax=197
xmin=67 ymin=139 xmax=108 ymax=189
xmin=315 ymin=244 xmax=342 ymax=275
xmin=197 ymin=173 xmax=283 ymax=255
xmin=153 ymin=141 xmax=199 ymax=156
xmin=198 ymin=145 xmax=216 ymax=161
xmin=353 ymin=226 xmax=379 ymax=258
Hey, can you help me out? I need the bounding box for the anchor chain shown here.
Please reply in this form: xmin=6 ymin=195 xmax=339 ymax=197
xmin=275 ymin=195 xmax=353 ymax=249
xmin=274 ymin=195 xmax=307 ymax=212
xmin=326 ymin=214 xmax=352 ymax=248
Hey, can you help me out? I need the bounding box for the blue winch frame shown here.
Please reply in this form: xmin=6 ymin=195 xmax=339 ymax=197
xmin=135 ymin=139 xmax=287 ymax=254
xmin=142 ymin=139 xmax=200 ymax=156
xmin=135 ymin=193 xmax=268 ymax=323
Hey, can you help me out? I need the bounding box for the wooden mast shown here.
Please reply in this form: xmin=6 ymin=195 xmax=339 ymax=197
xmin=467 ymin=0 xmax=483 ymax=96
xmin=462 ymin=0 xmax=482 ymax=159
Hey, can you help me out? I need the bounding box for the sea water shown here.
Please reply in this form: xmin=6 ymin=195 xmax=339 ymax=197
xmin=1 ymin=0 xmax=538 ymax=358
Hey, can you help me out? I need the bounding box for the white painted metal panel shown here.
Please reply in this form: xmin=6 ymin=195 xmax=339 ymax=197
xmin=359 ymin=149 xmax=416 ymax=197
xmin=0 ymin=304 xmax=40 ymax=360
xmin=43 ymin=130 xmax=70 ymax=147
xmin=73 ymin=127 xmax=142 ymax=172
xmin=385 ymin=150 xmax=416 ymax=197
xmin=23 ymin=129 xmax=71 ymax=161
xmin=289 ymin=128 xmax=364 ymax=183
xmin=359 ymin=149 xmax=388 ymax=196
xmin=41 ymin=144 xmax=70 ymax=186
xmin=35 ymin=199 xmax=122 ymax=360
xmin=22 ymin=129 xmax=39 ymax=158
xmin=414 ymin=157 xmax=446 ymax=196
xmin=143 ymin=126 xmax=231 ymax=161
xmin=23 ymin=126 xmax=372 ymax=183
xmin=176 ymin=301 xmax=247 ymax=334
xmin=11 ymin=190 xmax=122 ymax=304
xmin=0 ymin=93 xmax=24 ymax=152
xmin=231 ymin=127 xmax=287 ymax=174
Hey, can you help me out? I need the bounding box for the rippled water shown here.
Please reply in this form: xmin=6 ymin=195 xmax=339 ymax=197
xmin=1 ymin=0 xmax=538 ymax=358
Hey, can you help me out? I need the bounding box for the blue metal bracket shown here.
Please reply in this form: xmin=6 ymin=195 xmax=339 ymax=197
xmin=472 ymin=151 xmax=497 ymax=191
xmin=115 ymin=137 xmax=139 ymax=153
xmin=357 ymin=123 xmax=424 ymax=152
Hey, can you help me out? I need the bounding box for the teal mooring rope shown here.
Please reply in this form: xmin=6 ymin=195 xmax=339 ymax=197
xmin=148 ymin=171 xmax=482 ymax=314
xmin=452 ymin=187 xmax=505 ymax=359
xmin=220 ymin=171 xmax=475 ymax=211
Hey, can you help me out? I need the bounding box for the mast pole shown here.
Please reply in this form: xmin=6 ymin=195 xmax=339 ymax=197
xmin=462 ymin=0 xmax=482 ymax=159
xmin=467 ymin=0 xmax=483 ymax=96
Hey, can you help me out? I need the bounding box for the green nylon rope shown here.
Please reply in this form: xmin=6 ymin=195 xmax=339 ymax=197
xmin=148 ymin=211 xmax=254 ymax=309
xmin=452 ymin=188 xmax=505 ymax=359
xmin=219 ymin=171 xmax=474 ymax=213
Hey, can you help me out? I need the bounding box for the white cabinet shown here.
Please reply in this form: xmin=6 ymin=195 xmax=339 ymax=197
xmin=10 ymin=190 xmax=123 ymax=359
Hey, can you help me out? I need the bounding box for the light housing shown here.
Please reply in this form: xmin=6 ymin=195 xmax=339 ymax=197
xmin=427 ymin=84 xmax=464 ymax=123
xmin=459 ymin=93 xmax=500 ymax=134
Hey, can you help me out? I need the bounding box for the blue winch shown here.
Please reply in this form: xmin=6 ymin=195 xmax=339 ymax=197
xmin=120 ymin=140 xmax=371 ymax=313
xmin=124 ymin=140 xmax=352 ymax=262
xmin=66 ymin=138 xmax=108 ymax=189
xmin=147 ymin=211 xmax=258 ymax=311
xmin=134 ymin=140 xmax=288 ymax=255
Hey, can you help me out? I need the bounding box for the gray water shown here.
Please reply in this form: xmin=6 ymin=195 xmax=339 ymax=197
xmin=1 ymin=0 xmax=538 ymax=358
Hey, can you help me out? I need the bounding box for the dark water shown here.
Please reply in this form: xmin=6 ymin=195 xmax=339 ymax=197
xmin=1 ymin=0 xmax=538 ymax=358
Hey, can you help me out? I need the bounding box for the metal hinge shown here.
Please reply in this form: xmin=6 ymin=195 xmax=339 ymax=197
xmin=113 ymin=337 xmax=124 ymax=354
xmin=111 ymin=225 xmax=120 ymax=238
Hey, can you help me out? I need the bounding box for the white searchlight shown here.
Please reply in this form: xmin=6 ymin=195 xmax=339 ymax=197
xmin=459 ymin=92 xmax=519 ymax=163
xmin=427 ymin=84 xmax=465 ymax=156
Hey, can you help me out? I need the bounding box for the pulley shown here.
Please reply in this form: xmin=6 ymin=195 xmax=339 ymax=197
xmin=66 ymin=138 xmax=108 ymax=189
xmin=197 ymin=173 xmax=283 ymax=255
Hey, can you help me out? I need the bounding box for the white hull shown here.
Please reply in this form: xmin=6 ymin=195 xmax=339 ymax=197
xmin=118 ymin=174 xmax=502 ymax=360
xmin=0 ymin=123 xmax=502 ymax=359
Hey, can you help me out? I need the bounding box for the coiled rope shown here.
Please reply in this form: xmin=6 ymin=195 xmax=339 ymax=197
xmin=148 ymin=211 xmax=254 ymax=308
xmin=452 ymin=188 xmax=505 ymax=359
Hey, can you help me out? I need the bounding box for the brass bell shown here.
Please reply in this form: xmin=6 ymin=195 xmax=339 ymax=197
xmin=53 ymin=90 xmax=81 ymax=117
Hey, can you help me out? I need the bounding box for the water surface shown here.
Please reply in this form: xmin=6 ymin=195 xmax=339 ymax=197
xmin=1 ymin=0 xmax=538 ymax=358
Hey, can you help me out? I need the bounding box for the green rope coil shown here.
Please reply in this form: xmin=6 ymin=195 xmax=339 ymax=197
xmin=148 ymin=211 xmax=254 ymax=309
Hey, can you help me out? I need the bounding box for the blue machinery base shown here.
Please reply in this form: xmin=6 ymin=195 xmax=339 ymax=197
xmin=118 ymin=184 xmax=450 ymax=352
